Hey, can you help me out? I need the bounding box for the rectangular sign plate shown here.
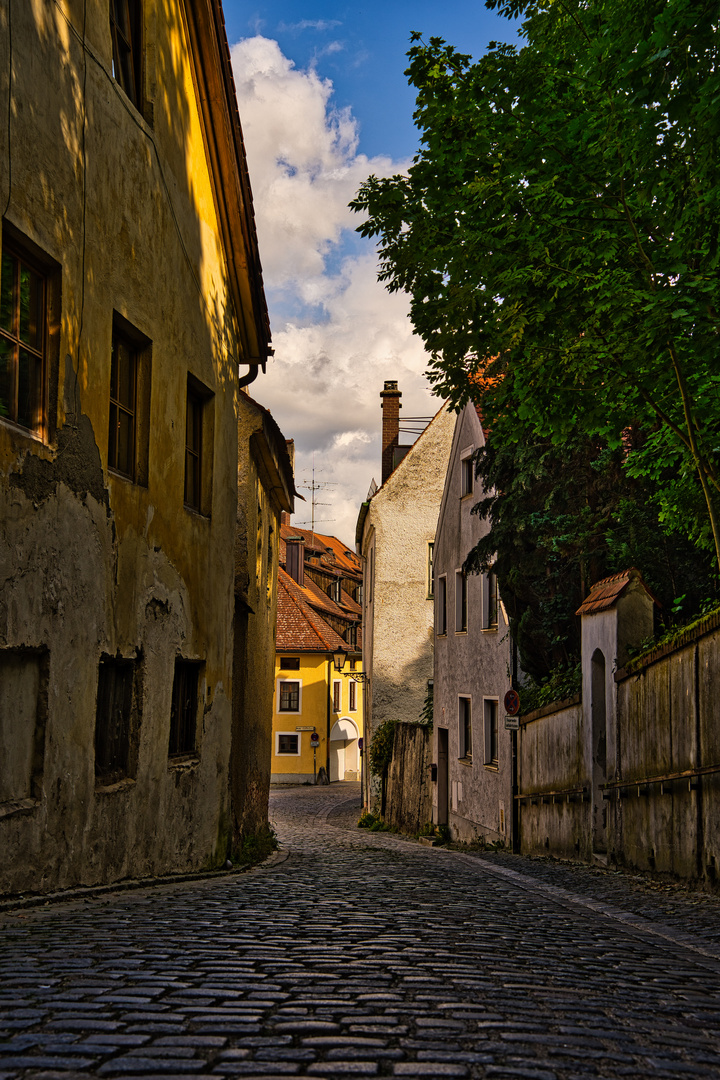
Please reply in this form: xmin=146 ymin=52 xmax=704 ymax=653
xmin=295 ymin=726 xmax=316 ymax=732
xmin=504 ymin=715 xmax=520 ymax=731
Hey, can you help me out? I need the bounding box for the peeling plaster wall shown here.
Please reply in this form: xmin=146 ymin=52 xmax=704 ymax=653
xmin=0 ymin=1 xmax=247 ymax=894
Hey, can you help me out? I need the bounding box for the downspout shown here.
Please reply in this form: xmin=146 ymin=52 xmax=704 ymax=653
xmin=327 ymin=659 xmax=332 ymax=781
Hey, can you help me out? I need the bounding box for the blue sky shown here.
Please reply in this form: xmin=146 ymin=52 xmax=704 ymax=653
xmin=225 ymin=2 xmax=520 ymax=541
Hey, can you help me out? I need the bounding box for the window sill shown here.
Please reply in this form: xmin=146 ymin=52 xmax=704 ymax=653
xmin=481 ymin=626 xmax=499 ymax=634
xmin=458 ymin=756 xmax=473 ymax=767
xmin=184 ymin=503 xmax=211 ymax=521
xmin=455 ymin=629 xmax=468 ymax=636
xmin=95 ymin=777 xmax=136 ymax=795
xmin=275 ymin=752 xmax=301 ymax=757
xmin=0 ymin=797 xmax=39 ymax=820
xmin=168 ymin=754 xmax=200 ymax=770
xmin=0 ymin=417 xmax=47 ymax=446
xmin=483 ymin=762 xmax=499 ymax=772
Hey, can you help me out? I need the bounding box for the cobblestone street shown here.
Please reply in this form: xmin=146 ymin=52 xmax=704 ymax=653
xmin=2 ymin=783 xmax=720 ymax=1079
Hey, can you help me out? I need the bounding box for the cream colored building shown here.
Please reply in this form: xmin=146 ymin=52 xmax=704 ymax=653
xmin=356 ymin=382 xmax=455 ymax=810
xmin=0 ymin=1 xmax=287 ymax=894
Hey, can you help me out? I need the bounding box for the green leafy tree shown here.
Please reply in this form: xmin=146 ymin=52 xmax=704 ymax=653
xmin=352 ymin=0 xmax=720 ymax=566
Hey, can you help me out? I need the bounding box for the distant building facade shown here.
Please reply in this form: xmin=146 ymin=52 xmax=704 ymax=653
xmin=271 ymin=522 xmax=363 ymax=784
xmin=356 ymin=382 xmax=455 ymax=811
xmin=432 ymin=402 xmax=514 ymax=843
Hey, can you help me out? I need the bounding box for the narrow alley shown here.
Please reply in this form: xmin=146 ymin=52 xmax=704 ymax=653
xmin=2 ymin=784 xmax=720 ymax=1080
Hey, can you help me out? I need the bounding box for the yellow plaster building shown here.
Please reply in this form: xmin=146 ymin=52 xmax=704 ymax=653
xmin=0 ymin=0 xmax=291 ymax=894
xmin=272 ymin=537 xmax=364 ymax=784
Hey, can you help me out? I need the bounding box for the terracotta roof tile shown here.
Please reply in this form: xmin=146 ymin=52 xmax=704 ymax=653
xmin=576 ymin=568 xmax=658 ymax=616
xmin=276 ymin=568 xmax=348 ymax=652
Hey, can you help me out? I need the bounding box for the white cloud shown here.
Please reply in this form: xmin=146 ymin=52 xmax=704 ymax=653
xmin=232 ymin=36 xmax=439 ymax=544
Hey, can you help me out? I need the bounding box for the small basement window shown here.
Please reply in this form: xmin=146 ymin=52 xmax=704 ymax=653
xmin=277 ymin=732 xmax=300 ymax=755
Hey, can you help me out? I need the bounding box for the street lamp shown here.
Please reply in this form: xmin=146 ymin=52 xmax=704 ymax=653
xmin=333 ymin=646 xmax=348 ymax=672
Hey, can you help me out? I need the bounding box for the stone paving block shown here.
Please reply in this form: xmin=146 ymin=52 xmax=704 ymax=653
xmin=97 ymin=1058 xmax=206 ymax=1074
xmin=392 ymin=1064 xmax=469 ymax=1076
xmin=306 ymin=1064 xmax=378 ymax=1075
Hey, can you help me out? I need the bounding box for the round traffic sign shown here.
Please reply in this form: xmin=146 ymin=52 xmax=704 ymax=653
xmin=504 ymin=689 xmax=520 ymax=716
xmin=310 ymin=732 xmax=320 ymax=746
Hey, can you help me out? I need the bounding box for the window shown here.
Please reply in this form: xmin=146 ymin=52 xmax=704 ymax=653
xmin=0 ymin=238 xmax=46 ymax=434
xmin=437 ymin=575 xmax=447 ymax=636
xmin=483 ymin=569 xmax=499 ymax=630
xmin=484 ymin=699 xmax=499 ymax=766
xmin=333 ymin=680 xmax=341 ymax=712
xmin=349 ymin=680 xmax=357 ymax=711
xmin=168 ymin=660 xmax=199 ymax=757
xmin=461 ymin=454 xmax=474 ymax=497
xmin=110 ymin=0 xmax=143 ymax=109
xmin=277 ymin=732 xmax=300 ymax=755
xmin=455 ymin=570 xmax=468 ymax=633
xmin=459 ymin=697 xmax=472 ymax=760
xmin=0 ymin=649 xmax=48 ymax=805
xmin=108 ymin=314 xmax=150 ymax=484
xmin=184 ymin=375 xmax=214 ymax=515
xmin=345 ymin=624 xmax=357 ymax=648
xmin=278 ymin=680 xmax=300 ymax=712
xmin=108 ymin=328 xmax=137 ymax=478
xmin=427 ymin=542 xmax=434 ymax=598
xmin=329 ymin=580 xmax=342 ymax=603
xmin=95 ymin=657 xmax=138 ymax=785
xmin=286 ymin=540 xmax=304 ymax=585
xmin=280 ymin=657 xmax=300 ymax=670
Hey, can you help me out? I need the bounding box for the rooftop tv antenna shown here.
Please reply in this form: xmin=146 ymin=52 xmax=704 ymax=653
xmin=297 ymin=454 xmax=337 ymax=533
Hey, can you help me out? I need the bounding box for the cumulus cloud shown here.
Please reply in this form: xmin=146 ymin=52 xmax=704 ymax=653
xmin=232 ymin=36 xmax=438 ymax=543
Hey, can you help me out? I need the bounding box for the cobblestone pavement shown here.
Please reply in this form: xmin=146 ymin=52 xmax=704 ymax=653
xmin=2 ymin=784 xmax=720 ymax=1080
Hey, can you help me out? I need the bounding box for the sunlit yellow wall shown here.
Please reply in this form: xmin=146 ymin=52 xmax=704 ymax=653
xmin=271 ymin=653 xmax=364 ymax=782
xmin=0 ymin=1 xmax=253 ymax=893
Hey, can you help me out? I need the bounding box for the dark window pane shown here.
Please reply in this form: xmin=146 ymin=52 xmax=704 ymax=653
xmin=0 ymin=252 xmax=16 ymax=334
xmin=0 ymin=337 xmax=13 ymax=420
xmin=116 ymin=408 xmax=134 ymax=477
xmin=18 ymin=265 xmax=43 ymax=349
xmin=17 ymin=348 xmax=40 ymax=430
xmin=278 ymin=733 xmax=298 ymax=754
xmin=169 ymin=662 xmax=197 ymax=756
xmin=116 ymin=339 xmax=135 ymax=409
xmin=95 ymin=660 xmax=134 ymax=783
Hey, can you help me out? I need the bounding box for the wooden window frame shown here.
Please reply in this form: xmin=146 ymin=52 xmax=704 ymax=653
xmin=437 ymin=574 xmax=447 ymax=636
xmin=95 ymin=655 xmax=140 ymax=787
xmin=276 ymin=731 xmax=300 ymax=756
xmin=461 ymin=453 xmax=474 ymax=497
xmin=459 ymin=696 xmax=472 ymax=762
xmin=349 ymin=679 xmax=357 ymax=712
xmin=0 ymin=234 xmax=51 ymax=438
xmin=278 ymin=679 xmax=300 ymax=713
xmin=184 ymin=373 xmax=213 ymax=516
xmin=110 ymin=0 xmax=144 ymax=110
xmin=483 ymin=698 xmax=499 ymax=767
xmin=455 ymin=569 xmax=468 ymax=633
xmin=168 ymin=659 xmax=200 ymax=758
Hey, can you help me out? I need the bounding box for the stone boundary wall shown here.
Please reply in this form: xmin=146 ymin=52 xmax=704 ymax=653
xmin=610 ymin=620 xmax=720 ymax=883
xmin=385 ymin=723 xmax=433 ymax=834
xmin=518 ymin=696 xmax=589 ymax=861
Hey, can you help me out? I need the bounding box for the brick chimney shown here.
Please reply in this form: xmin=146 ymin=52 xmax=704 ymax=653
xmin=280 ymin=511 xmax=291 ymax=527
xmin=380 ymin=380 xmax=402 ymax=484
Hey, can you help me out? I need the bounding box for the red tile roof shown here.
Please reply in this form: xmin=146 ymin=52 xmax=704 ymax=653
xmin=276 ymin=568 xmax=348 ymax=652
xmin=576 ymin=568 xmax=658 ymax=616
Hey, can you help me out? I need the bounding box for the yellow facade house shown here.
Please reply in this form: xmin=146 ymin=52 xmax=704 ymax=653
xmin=0 ymin=0 xmax=291 ymax=895
xmin=272 ymin=526 xmax=364 ymax=784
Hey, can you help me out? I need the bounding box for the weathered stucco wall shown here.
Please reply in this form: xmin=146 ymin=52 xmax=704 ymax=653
xmin=432 ymin=403 xmax=513 ymax=845
xmin=0 ymin=2 xmax=266 ymax=894
xmin=517 ymin=697 xmax=589 ymax=860
xmin=360 ymin=405 xmax=455 ymax=812
xmin=385 ymin=723 xmax=433 ymax=833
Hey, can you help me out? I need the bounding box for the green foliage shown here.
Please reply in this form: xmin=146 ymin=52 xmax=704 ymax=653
xmin=465 ymin=427 xmax=717 ymax=680
xmin=231 ymin=825 xmax=278 ymax=867
xmin=520 ymin=662 xmax=582 ymax=715
xmin=358 ymin=811 xmax=379 ymax=828
xmin=368 ymin=719 xmax=398 ymax=777
xmin=352 ymin=0 xmax=720 ymax=567
xmin=419 ymin=684 xmax=434 ymax=726
xmin=436 ymin=824 xmax=452 ymax=845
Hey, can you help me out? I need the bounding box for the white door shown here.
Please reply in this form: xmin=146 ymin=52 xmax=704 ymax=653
xmin=329 ymin=741 xmax=345 ymax=782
